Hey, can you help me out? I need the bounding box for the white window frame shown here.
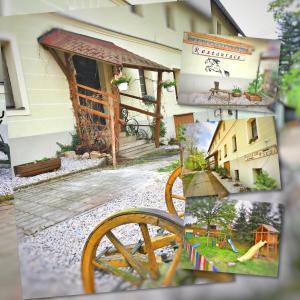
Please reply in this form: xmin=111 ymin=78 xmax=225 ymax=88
xmin=0 ymin=33 xmax=29 ymax=116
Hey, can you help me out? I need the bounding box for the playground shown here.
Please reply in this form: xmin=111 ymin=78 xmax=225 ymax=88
xmin=182 ymin=197 xmax=283 ymax=277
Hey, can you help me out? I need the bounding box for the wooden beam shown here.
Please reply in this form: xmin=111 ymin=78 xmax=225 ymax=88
xmin=48 ymin=49 xmax=68 ymax=78
xmin=108 ymin=96 xmax=117 ymax=168
xmin=78 ymin=105 xmax=110 ymax=119
xmin=64 ymin=53 xmax=84 ymax=144
xmin=75 ymin=92 xmax=109 ymax=106
xmin=155 ymin=71 xmax=163 ymax=148
xmin=120 ymin=103 xmax=162 ymax=119
xmin=76 ymin=83 xmax=116 ymax=99
xmin=119 ymin=92 xmax=157 ymax=104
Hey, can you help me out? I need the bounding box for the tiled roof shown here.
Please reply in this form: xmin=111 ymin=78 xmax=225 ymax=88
xmin=38 ymin=28 xmax=171 ymax=71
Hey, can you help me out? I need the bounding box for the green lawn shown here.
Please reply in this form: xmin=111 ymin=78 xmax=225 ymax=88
xmin=183 ymin=236 xmax=279 ymax=277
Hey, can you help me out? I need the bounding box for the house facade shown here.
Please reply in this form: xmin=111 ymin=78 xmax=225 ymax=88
xmin=206 ymin=116 xmax=281 ymax=189
xmin=0 ymin=0 xmax=242 ymax=166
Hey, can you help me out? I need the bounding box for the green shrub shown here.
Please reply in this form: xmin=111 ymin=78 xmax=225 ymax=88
xmin=232 ymin=86 xmax=242 ymax=93
xmin=247 ymin=74 xmax=265 ymax=96
xmin=111 ymin=75 xmax=131 ymax=86
xmin=151 ymin=119 xmax=167 ymax=138
xmin=56 ymin=130 xmax=81 ymax=154
xmin=161 ymin=80 xmax=176 ymax=89
xmin=254 ymin=171 xmax=278 ymax=190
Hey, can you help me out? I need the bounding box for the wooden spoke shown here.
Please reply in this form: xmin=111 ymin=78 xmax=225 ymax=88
xmin=106 ymin=231 xmax=148 ymax=279
xmin=92 ymin=259 xmax=142 ymax=286
xmin=139 ymin=223 xmax=160 ymax=280
xmin=162 ymin=244 xmax=182 ymax=286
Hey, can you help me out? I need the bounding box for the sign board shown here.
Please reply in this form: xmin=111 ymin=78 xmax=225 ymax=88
xmin=192 ymin=45 xmax=246 ymax=61
xmin=244 ymin=145 xmax=278 ymax=161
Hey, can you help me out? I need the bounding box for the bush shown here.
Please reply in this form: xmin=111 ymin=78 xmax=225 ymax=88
xmin=151 ymin=119 xmax=167 ymax=138
xmin=254 ymin=171 xmax=278 ymax=190
xmin=56 ymin=130 xmax=81 ymax=154
xmin=216 ymin=166 xmax=227 ymax=178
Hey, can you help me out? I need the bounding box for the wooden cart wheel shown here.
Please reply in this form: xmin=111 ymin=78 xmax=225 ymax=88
xmin=81 ymin=208 xmax=183 ymax=293
xmin=165 ymin=166 xmax=186 ymax=217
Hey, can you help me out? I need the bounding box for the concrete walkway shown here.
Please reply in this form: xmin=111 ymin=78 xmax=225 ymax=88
xmin=184 ymin=171 xmax=228 ymax=198
xmin=14 ymin=155 xmax=179 ymax=237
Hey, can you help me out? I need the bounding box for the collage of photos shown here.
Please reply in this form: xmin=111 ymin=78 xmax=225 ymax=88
xmin=2 ymin=0 xmax=299 ymax=300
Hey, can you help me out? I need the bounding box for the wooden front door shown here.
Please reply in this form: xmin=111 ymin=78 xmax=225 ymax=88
xmin=224 ymin=161 xmax=230 ymax=177
xmin=174 ymin=113 xmax=194 ymax=139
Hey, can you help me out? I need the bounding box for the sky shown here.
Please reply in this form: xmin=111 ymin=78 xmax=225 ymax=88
xmin=185 ymin=121 xmax=218 ymax=152
xmin=220 ymin=0 xmax=279 ymax=39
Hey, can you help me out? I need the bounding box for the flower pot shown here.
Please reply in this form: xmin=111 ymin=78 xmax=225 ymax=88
xmin=117 ymin=82 xmax=129 ymax=91
xmin=166 ymin=85 xmax=175 ymax=92
xmin=232 ymin=92 xmax=241 ymax=97
xmin=214 ymin=81 xmax=220 ymax=90
xmin=245 ymin=92 xmax=262 ymax=101
xmin=14 ymin=157 xmax=61 ymax=177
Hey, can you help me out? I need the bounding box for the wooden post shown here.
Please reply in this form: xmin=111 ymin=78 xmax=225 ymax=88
xmin=155 ymin=71 xmax=163 ymax=148
xmin=64 ymin=53 xmax=85 ymax=144
xmin=108 ymin=95 xmax=117 ymax=168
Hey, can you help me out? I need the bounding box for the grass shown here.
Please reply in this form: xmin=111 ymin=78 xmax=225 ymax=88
xmin=183 ymin=236 xmax=279 ymax=277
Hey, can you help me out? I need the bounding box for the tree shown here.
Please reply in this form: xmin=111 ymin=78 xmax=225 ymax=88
xmin=185 ymin=147 xmax=207 ymax=171
xmin=187 ymin=197 xmax=236 ymax=235
xmin=268 ymin=0 xmax=300 ymax=115
xmin=271 ymin=203 xmax=285 ymax=231
xmin=247 ymin=202 xmax=274 ymax=241
xmin=233 ymin=204 xmax=249 ymax=242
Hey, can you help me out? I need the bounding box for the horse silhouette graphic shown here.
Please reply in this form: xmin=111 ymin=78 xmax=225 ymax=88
xmin=205 ymin=58 xmax=230 ymax=77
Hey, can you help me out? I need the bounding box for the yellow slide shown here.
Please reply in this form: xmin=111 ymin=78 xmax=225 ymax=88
xmin=237 ymin=240 xmax=267 ymax=262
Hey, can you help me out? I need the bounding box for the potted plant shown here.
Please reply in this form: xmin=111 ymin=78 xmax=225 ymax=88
xmin=231 ymin=86 xmax=242 ymax=97
xmin=111 ymin=76 xmax=131 ymax=91
xmin=161 ymin=80 xmax=176 ymax=92
xmin=14 ymin=157 xmax=61 ymax=177
xmin=245 ymin=75 xmax=265 ymax=101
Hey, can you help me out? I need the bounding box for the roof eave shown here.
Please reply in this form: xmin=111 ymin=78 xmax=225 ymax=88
xmin=212 ymin=0 xmax=246 ymax=36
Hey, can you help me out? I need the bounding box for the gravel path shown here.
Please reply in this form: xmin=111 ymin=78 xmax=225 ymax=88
xmin=19 ymin=157 xmax=184 ymax=299
xmin=12 ymin=157 xmax=106 ymax=189
xmin=0 ymin=168 xmax=13 ymax=196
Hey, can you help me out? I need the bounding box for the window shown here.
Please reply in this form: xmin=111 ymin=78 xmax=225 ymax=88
xmin=224 ymin=144 xmax=227 ymax=157
xmin=219 ymin=150 xmax=221 ymax=160
xmin=165 ymin=6 xmax=175 ymax=30
xmin=190 ymin=18 xmax=196 ymax=32
xmin=253 ymin=168 xmax=262 ymax=183
xmin=248 ymin=118 xmax=258 ymax=143
xmin=138 ymin=69 xmax=147 ymax=97
xmin=251 ymin=119 xmax=258 ymax=138
xmin=1 ymin=44 xmax=15 ymax=108
xmin=232 ymin=135 xmax=237 ymax=152
xmin=130 ymin=5 xmax=143 ymax=17
xmin=234 ymin=170 xmax=240 ymax=181
xmin=217 ymin=21 xmax=222 ymax=34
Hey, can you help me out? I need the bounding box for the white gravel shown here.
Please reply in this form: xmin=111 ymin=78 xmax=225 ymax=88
xmin=12 ymin=157 xmax=106 ymax=189
xmin=0 ymin=168 xmax=13 ymax=196
xmin=19 ymin=162 xmax=184 ymax=299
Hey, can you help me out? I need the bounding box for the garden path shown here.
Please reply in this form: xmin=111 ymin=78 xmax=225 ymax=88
xmin=14 ymin=155 xmax=179 ymax=237
xmin=184 ymin=171 xmax=228 ymax=198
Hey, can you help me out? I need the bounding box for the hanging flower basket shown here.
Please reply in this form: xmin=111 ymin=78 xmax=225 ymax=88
xmin=117 ymin=82 xmax=129 ymax=91
xmin=161 ymin=80 xmax=176 ymax=92
xmin=111 ymin=76 xmax=131 ymax=91
xmin=167 ymin=85 xmax=175 ymax=92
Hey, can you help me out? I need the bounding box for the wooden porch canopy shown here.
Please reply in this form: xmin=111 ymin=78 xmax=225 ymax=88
xmin=38 ymin=28 xmax=171 ymax=167
xmin=38 ymin=28 xmax=171 ymax=72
